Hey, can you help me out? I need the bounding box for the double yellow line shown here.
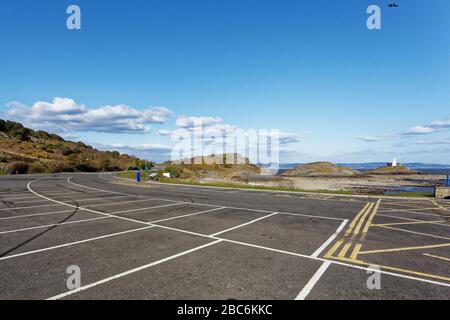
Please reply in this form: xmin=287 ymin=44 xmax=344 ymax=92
xmin=325 ymin=199 xmax=381 ymax=262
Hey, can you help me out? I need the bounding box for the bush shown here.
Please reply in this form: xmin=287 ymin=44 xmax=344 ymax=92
xmin=35 ymin=130 xmax=51 ymax=140
xmin=29 ymin=163 xmax=46 ymax=174
xmin=49 ymin=162 xmax=75 ymax=173
xmin=60 ymin=146 xmax=73 ymax=156
xmin=7 ymin=161 xmax=29 ymax=174
xmin=75 ymin=163 xmax=97 ymax=172
xmin=50 ymin=134 xmax=64 ymax=141
xmin=165 ymin=166 xmax=182 ymax=178
xmin=99 ymin=159 xmax=111 ymax=171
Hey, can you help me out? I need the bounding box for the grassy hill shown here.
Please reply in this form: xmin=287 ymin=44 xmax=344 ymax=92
xmin=364 ymin=165 xmax=419 ymax=175
xmin=0 ymin=119 xmax=147 ymax=174
xmin=281 ymin=162 xmax=361 ymax=177
xmin=163 ymin=153 xmax=261 ymax=181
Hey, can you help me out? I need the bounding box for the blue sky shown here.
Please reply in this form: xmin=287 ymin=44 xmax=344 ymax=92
xmin=1 ymin=0 xmax=449 ymax=163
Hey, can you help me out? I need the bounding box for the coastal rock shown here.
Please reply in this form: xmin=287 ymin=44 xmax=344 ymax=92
xmin=281 ymin=162 xmax=361 ymax=178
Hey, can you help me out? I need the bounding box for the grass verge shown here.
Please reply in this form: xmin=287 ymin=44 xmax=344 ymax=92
xmin=117 ymin=172 xmax=356 ymax=195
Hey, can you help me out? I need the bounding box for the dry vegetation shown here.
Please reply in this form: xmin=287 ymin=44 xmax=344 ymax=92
xmin=282 ymin=162 xmax=361 ymax=177
xmin=165 ymin=153 xmax=261 ymax=182
xmin=0 ymin=119 xmax=150 ymax=174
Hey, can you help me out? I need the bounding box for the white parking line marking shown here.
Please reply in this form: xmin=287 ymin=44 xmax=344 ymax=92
xmin=0 ymin=191 xmax=109 ymax=201
xmin=295 ymin=261 xmax=331 ymax=300
xmin=149 ymin=207 xmax=226 ymax=224
xmin=278 ymin=212 xmax=346 ymax=221
xmin=0 ymin=226 xmax=154 ymax=261
xmin=69 ymin=177 xmax=348 ymax=221
xmin=0 ymin=203 xmax=62 ymax=211
xmin=0 ymin=209 xmax=75 ymax=220
xmin=85 ymin=198 xmax=166 ymax=208
xmin=68 ymin=178 xmax=128 ymax=195
xmin=26 ymin=176 xmax=450 ymax=292
xmin=111 ymin=202 xmax=186 ymax=214
xmin=1 ymin=194 xmax=133 ymax=206
xmin=28 ymin=181 xmax=156 ymax=227
xmin=209 ymin=212 xmax=279 ymax=237
xmin=0 ymin=216 xmax=110 ymax=234
xmin=47 ymin=239 xmax=223 ymax=300
xmin=377 ymin=209 xmax=441 ymax=217
xmin=311 ymin=219 xmax=348 ymax=258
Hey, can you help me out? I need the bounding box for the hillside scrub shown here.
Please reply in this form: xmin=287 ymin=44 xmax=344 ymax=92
xmin=0 ymin=119 xmax=149 ymax=173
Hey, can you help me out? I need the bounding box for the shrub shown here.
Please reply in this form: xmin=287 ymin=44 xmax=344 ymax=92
xmin=100 ymin=159 xmax=111 ymax=171
xmin=165 ymin=166 xmax=182 ymax=178
xmin=60 ymin=146 xmax=73 ymax=156
xmin=75 ymin=163 xmax=97 ymax=172
xmin=7 ymin=161 xmax=29 ymax=174
xmin=29 ymin=163 xmax=46 ymax=174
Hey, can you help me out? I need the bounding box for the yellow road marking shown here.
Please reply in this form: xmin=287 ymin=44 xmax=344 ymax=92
xmin=377 ymin=214 xmax=433 ymax=222
xmin=372 ymin=220 xmax=444 ymax=227
xmin=352 ymin=203 xmax=374 ymax=238
xmin=385 ymin=200 xmax=433 ymax=209
xmin=349 ymin=199 xmax=381 ymax=261
xmin=328 ymin=256 xmax=450 ymax=283
xmin=324 ymin=202 xmax=371 ymax=258
xmin=376 ymin=225 xmax=450 ymax=241
xmin=423 ymin=253 xmax=450 ymax=263
xmin=378 ymin=207 xmax=440 ymax=213
xmin=359 ymin=242 xmax=450 ymax=255
xmin=350 ymin=243 xmax=362 ymax=260
xmin=432 ymin=200 xmax=449 ymax=211
xmin=361 ymin=199 xmax=381 ymax=236
xmin=324 ymin=239 xmax=344 ymax=259
xmin=344 ymin=203 xmax=371 ymax=237
xmin=338 ymin=242 xmax=352 ymax=258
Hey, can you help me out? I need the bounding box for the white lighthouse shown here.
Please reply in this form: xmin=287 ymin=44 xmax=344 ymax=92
xmin=392 ymin=158 xmax=398 ymax=167
xmin=387 ymin=158 xmax=399 ymax=167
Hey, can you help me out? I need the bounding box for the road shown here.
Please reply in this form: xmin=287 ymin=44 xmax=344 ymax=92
xmin=0 ymin=173 xmax=449 ymax=300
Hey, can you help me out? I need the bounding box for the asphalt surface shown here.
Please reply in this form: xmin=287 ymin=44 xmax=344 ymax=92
xmin=0 ymin=173 xmax=449 ymax=300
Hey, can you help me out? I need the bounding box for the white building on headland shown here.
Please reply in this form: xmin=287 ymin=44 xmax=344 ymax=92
xmin=387 ymin=158 xmax=399 ymax=167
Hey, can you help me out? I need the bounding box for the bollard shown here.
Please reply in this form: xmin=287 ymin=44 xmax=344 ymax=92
xmin=137 ymin=169 xmax=141 ymax=182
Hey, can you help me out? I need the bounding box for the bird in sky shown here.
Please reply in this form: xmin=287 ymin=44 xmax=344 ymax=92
xmin=388 ymin=3 xmax=399 ymax=8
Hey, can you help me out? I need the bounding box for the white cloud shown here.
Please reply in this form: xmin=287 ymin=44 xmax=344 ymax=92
xmin=175 ymin=116 xmax=223 ymax=128
xmin=358 ymin=135 xmax=383 ymax=142
xmin=5 ymin=97 xmax=171 ymax=134
xmin=416 ymin=138 xmax=450 ymax=145
xmin=169 ymin=115 xmax=300 ymax=145
xmin=158 ymin=129 xmax=173 ymax=136
xmin=259 ymin=131 xmax=301 ymax=144
xmin=97 ymin=143 xmax=172 ymax=162
xmin=107 ymin=143 xmax=171 ymax=151
xmin=405 ymin=119 xmax=450 ymax=135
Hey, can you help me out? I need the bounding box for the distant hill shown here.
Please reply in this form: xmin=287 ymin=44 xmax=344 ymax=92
xmin=173 ymin=153 xmax=256 ymax=167
xmin=166 ymin=153 xmax=260 ymax=181
xmin=278 ymin=162 xmax=450 ymax=171
xmin=364 ymin=165 xmax=419 ymax=175
xmin=281 ymin=162 xmax=361 ymax=178
xmin=0 ymin=119 xmax=146 ymax=174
